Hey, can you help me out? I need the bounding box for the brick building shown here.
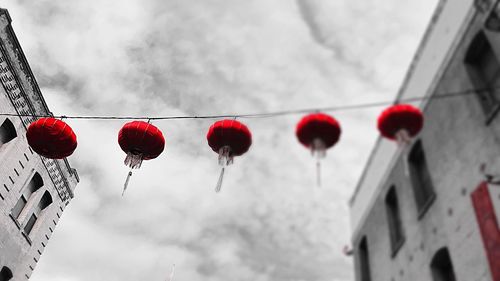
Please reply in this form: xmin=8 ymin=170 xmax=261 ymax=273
xmin=349 ymin=1 xmax=500 ymax=281
xmin=0 ymin=8 xmax=79 ymax=280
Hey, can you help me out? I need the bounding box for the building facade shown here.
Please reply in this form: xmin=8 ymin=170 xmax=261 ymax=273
xmin=350 ymin=1 xmax=500 ymax=281
xmin=0 ymin=8 xmax=79 ymax=280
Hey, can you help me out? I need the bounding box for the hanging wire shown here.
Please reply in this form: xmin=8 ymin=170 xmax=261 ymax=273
xmin=0 ymin=86 xmax=492 ymax=121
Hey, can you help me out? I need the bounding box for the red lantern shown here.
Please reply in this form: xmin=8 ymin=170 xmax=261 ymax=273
xmin=118 ymin=121 xmax=165 ymax=195
xmin=296 ymin=113 xmax=341 ymax=186
xmin=26 ymin=117 xmax=77 ymax=159
xmin=206 ymin=119 xmax=252 ymax=192
xmin=377 ymin=104 xmax=423 ymax=145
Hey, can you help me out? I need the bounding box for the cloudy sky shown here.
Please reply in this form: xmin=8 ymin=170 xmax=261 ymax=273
xmin=3 ymin=1 xmax=437 ymax=280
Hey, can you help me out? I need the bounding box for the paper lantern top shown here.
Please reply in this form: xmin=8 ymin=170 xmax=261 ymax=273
xmin=118 ymin=121 xmax=165 ymax=160
xmin=27 ymin=117 xmax=77 ymax=159
xmin=296 ymin=113 xmax=341 ymax=149
xmin=377 ymin=104 xmax=423 ymax=141
xmin=206 ymin=119 xmax=252 ymax=156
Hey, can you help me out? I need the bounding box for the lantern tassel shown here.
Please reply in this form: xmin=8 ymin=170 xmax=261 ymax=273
xmin=123 ymin=170 xmax=132 ymax=196
xmin=214 ymin=146 xmax=232 ymax=193
xmin=403 ymin=152 xmax=409 ymax=176
xmin=395 ymin=129 xmax=411 ymax=146
xmin=124 ymin=152 xmax=143 ymax=169
xmin=312 ymin=138 xmax=326 ymax=187
xmin=395 ymin=129 xmax=411 ymax=176
xmin=215 ymin=167 xmax=225 ymax=193
xmin=167 ymin=264 xmax=175 ymax=281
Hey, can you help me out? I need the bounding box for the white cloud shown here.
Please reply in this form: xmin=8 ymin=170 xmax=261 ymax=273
xmin=2 ymin=0 xmax=437 ymax=280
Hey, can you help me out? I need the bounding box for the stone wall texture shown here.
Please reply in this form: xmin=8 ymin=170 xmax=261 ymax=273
xmin=0 ymin=9 xmax=78 ymax=280
xmin=352 ymin=4 xmax=500 ymax=281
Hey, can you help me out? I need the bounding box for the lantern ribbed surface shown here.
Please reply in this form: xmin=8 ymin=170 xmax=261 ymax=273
xmin=377 ymin=104 xmax=424 ymax=140
xmin=118 ymin=121 xmax=165 ymax=160
xmin=26 ymin=117 xmax=77 ymax=159
xmin=296 ymin=113 xmax=341 ymax=149
xmin=206 ymin=119 xmax=252 ymax=156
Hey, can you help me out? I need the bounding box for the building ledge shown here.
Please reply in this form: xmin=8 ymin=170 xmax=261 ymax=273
xmin=349 ymin=0 xmax=477 ymax=236
xmin=0 ymin=8 xmax=78 ymax=201
xmin=0 ymin=8 xmax=12 ymax=23
xmin=21 ymin=231 xmax=32 ymax=246
xmin=417 ymin=193 xmax=436 ymax=220
xmin=485 ymin=103 xmax=500 ymax=125
xmin=391 ymin=237 xmax=405 ymax=258
xmin=9 ymin=213 xmax=21 ymax=230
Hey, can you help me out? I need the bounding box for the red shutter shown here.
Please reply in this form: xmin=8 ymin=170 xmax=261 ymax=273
xmin=471 ymin=182 xmax=500 ymax=281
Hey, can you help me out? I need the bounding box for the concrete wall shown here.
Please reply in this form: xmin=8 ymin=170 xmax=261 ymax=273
xmin=0 ymin=9 xmax=78 ymax=280
xmin=352 ymin=3 xmax=500 ymax=281
xmin=350 ymin=0 xmax=475 ymax=235
xmin=0 ymin=109 xmax=68 ymax=279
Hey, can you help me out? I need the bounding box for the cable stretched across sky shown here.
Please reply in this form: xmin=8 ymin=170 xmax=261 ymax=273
xmin=0 ymin=86 xmax=490 ymax=121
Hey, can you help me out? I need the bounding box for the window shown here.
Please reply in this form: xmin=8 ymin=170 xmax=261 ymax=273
xmin=23 ymin=214 xmax=37 ymax=235
xmin=408 ymin=140 xmax=435 ymax=217
xmin=430 ymin=248 xmax=456 ymax=281
xmin=24 ymin=191 xmax=52 ymax=236
xmin=0 ymin=267 xmax=12 ymax=281
xmin=0 ymin=119 xmax=16 ymax=149
xmin=474 ymin=0 xmax=495 ymax=13
xmin=385 ymin=186 xmax=405 ymax=256
xmin=38 ymin=191 xmax=53 ymax=210
xmin=10 ymin=196 xmax=27 ymax=219
xmin=465 ymin=31 xmax=500 ymax=120
xmin=358 ymin=236 xmax=371 ymax=281
xmin=11 ymin=173 xmax=43 ymax=220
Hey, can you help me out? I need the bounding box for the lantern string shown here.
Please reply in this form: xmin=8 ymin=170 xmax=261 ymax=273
xmin=167 ymin=264 xmax=175 ymax=281
xmin=316 ymin=160 xmax=321 ymax=187
xmin=123 ymin=170 xmax=132 ymax=196
xmin=215 ymin=167 xmax=225 ymax=193
xmin=0 ymin=86 xmax=493 ymax=121
xmin=395 ymin=130 xmax=411 ymax=176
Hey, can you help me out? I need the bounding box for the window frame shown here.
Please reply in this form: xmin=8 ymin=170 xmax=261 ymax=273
xmin=0 ymin=266 xmax=13 ymax=281
xmin=430 ymin=247 xmax=457 ymax=281
xmin=0 ymin=118 xmax=17 ymax=151
xmin=358 ymin=236 xmax=372 ymax=281
xmin=464 ymin=31 xmax=500 ymax=123
xmin=10 ymin=172 xmax=44 ymax=225
xmin=408 ymin=140 xmax=436 ymax=219
xmin=23 ymin=213 xmax=37 ymax=235
xmin=385 ymin=186 xmax=405 ymax=257
xmin=10 ymin=195 xmax=27 ymax=219
xmin=24 ymin=190 xmax=52 ymax=237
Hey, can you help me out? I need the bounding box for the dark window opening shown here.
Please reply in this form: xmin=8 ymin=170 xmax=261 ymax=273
xmin=0 ymin=266 xmax=13 ymax=281
xmin=23 ymin=213 xmax=37 ymax=235
xmin=38 ymin=191 xmax=53 ymax=211
xmin=358 ymin=236 xmax=371 ymax=281
xmin=11 ymin=173 xmax=43 ymax=221
xmin=465 ymin=31 xmax=500 ymax=119
xmin=26 ymin=173 xmax=43 ymax=195
xmin=11 ymin=196 xmax=27 ymax=219
xmin=385 ymin=186 xmax=405 ymax=256
xmin=474 ymin=0 xmax=496 ymax=13
xmin=0 ymin=119 xmax=16 ymax=149
xmin=430 ymin=248 xmax=456 ymax=281
xmin=24 ymin=191 xmax=52 ymax=236
xmin=408 ymin=140 xmax=435 ymax=217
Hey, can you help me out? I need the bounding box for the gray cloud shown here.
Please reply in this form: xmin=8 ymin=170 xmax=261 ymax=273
xmin=2 ymin=0 xmax=437 ymax=280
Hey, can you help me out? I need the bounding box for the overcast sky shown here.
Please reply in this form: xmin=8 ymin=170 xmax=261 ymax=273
xmin=3 ymin=1 xmax=437 ymax=280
